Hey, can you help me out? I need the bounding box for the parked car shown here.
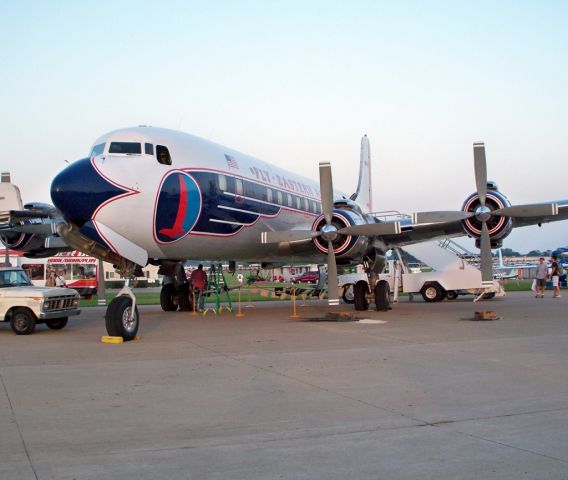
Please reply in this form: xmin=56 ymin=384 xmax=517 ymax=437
xmin=291 ymin=272 xmax=319 ymax=284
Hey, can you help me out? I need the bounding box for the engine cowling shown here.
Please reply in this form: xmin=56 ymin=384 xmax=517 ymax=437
xmin=311 ymin=208 xmax=370 ymax=260
xmin=461 ymin=188 xmax=513 ymax=248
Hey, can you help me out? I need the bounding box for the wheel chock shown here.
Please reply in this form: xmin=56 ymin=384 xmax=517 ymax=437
xmin=101 ymin=335 xmax=124 ymax=344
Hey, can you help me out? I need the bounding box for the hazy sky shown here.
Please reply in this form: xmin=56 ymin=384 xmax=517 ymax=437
xmin=1 ymin=0 xmax=567 ymax=253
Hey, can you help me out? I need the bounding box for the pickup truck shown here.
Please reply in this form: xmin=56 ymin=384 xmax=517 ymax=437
xmin=0 ymin=266 xmax=81 ymax=335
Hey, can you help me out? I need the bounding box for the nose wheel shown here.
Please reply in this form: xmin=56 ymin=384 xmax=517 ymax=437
xmin=105 ymin=294 xmax=139 ymax=341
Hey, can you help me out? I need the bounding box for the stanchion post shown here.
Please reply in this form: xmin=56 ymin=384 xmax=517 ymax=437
xmin=235 ymin=287 xmax=245 ymax=317
xmin=290 ymin=288 xmax=300 ymax=319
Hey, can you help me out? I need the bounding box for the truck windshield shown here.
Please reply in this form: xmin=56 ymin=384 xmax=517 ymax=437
xmin=0 ymin=270 xmax=32 ymax=287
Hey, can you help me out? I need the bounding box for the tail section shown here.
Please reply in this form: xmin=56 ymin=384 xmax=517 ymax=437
xmin=350 ymin=135 xmax=372 ymax=213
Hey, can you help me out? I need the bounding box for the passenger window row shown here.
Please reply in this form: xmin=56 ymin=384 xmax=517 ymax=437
xmin=218 ymin=174 xmax=320 ymax=214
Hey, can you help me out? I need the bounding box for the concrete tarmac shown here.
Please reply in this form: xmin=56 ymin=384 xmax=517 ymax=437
xmin=1 ymin=292 xmax=568 ymax=479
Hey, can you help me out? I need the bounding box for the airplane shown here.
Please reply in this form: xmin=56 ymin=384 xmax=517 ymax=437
xmin=1 ymin=126 xmax=567 ymax=341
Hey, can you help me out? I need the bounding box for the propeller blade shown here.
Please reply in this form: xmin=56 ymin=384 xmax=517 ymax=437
xmin=326 ymin=240 xmax=340 ymax=305
xmin=480 ymin=222 xmax=494 ymax=287
xmin=319 ymin=162 xmax=334 ymax=225
xmin=412 ymin=211 xmax=474 ymax=224
xmin=260 ymin=230 xmax=318 ymax=244
xmin=338 ymin=222 xmax=401 ymax=236
xmin=492 ymin=203 xmax=559 ymax=218
xmin=473 ymin=142 xmax=487 ymax=206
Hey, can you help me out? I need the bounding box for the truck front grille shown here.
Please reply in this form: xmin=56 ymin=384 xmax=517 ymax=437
xmin=43 ymin=295 xmax=79 ymax=312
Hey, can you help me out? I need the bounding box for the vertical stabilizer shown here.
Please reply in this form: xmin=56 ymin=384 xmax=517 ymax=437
xmin=350 ymin=135 xmax=372 ymax=213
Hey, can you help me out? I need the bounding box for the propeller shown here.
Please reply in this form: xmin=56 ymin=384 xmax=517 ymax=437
xmin=413 ymin=142 xmax=559 ymax=286
xmin=260 ymin=161 xmax=401 ymax=306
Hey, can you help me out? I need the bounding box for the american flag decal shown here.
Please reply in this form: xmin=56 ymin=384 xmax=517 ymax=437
xmin=225 ymin=154 xmax=239 ymax=170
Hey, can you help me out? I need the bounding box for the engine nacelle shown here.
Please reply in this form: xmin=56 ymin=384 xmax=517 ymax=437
xmin=311 ymin=208 xmax=370 ymax=260
xmin=461 ymin=188 xmax=513 ymax=248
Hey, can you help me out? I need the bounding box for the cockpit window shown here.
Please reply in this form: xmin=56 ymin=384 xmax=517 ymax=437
xmin=90 ymin=143 xmax=105 ymax=157
xmin=156 ymin=145 xmax=171 ymax=165
xmin=145 ymin=143 xmax=154 ymax=155
xmin=109 ymin=142 xmax=142 ymax=154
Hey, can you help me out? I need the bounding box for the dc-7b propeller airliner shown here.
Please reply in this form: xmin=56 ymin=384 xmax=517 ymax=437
xmin=1 ymin=126 xmax=566 ymax=340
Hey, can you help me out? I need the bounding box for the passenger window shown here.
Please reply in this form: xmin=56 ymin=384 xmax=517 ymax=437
xmin=304 ymin=198 xmax=309 ymax=211
xmin=277 ymin=191 xmax=283 ymax=205
xmin=296 ymin=197 xmax=301 ymax=209
xmin=287 ymin=194 xmax=292 ymax=207
xmin=235 ymin=178 xmax=244 ymax=195
xmin=156 ymin=145 xmax=171 ymax=165
xmin=218 ymin=174 xmax=227 ymax=192
xmin=145 ymin=143 xmax=154 ymax=155
xmin=109 ymin=142 xmax=141 ymax=154
xmin=267 ymin=189 xmax=272 ymax=203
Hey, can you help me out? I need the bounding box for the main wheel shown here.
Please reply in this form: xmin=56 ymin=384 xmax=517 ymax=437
xmin=354 ymin=280 xmax=369 ymax=311
xmin=374 ymin=280 xmax=391 ymax=311
xmin=421 ymin=283 xmax=445 ymax=302
xmin=10 ymin=308 xmax=36 ymax=335
xmin=105 ymin=296 xmax=139 ymax=341
xmin=46 ymin=317 xmax=68 ymax=330
xmin=446 ymin=290 xmax=458 ymax=300
xmin=160 ymin=284 xmax=177 ymax=311
xmin=178 ymin=284 xmax=192 ymax=311
xmin=342 ymin=283 xmax=355 ymax=304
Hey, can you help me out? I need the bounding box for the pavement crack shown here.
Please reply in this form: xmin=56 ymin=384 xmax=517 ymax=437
xmin=0 ymin=370 xmax=39 ymax=480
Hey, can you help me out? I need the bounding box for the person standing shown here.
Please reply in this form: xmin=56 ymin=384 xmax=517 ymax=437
xmin=190 ymin=264 xmax=208 ymax=311
xmin=534 ymin=257 xmax=548 ymax=298
xmin=550 ymin=255 xmax=562 ymax=298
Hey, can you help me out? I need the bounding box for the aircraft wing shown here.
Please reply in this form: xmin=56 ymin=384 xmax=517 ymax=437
xmin=383 ymin=200 xmax=568 ymax=250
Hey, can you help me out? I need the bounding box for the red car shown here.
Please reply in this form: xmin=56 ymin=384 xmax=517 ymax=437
xmin=291 ymin=272 xmax=319 ymax=284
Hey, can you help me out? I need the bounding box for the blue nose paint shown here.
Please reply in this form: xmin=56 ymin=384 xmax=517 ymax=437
xmin=154 ymin=171 xmax=201 ymax=243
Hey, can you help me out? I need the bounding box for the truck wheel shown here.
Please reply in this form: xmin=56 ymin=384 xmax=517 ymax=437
xmin=105 ymin=296 xmax=139 ymax=341
xmin=46 ymin=317 xmax=68 ymax=330
xmin=421 ymin=283 xmax=445 ymax=302
xmin=374 ymin=280 xmax=391 ymax=311
xmin=354 ymin=280 xmax=369 ymax=311
xmin=160 ymin=284 xmax=177 ymax=311
xmin=342 ymin=283 xmax=355 ymax=304
xmin=446 ymin=290 xmax=458 ymax=300
xmin=10 ymin=308 xmax=36 ymax=335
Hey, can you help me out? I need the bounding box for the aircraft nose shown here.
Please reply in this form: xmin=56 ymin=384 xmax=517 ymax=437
xmin=51 ymin=158 xmax=127 ymax=225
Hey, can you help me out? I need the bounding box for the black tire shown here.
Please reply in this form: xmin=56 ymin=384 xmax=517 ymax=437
xmin=482 ymin=292 xmax=496 ymax=300
xmin=374 ymin=280 xmax=391 ymax=311
xmin=178 ymin=284 xmax=192 ymax=311
xmin=10 ymin=308 xmax=36 ymax=335
xmin=342 ymin=283 xmax=355 ymax=304
xmin=421 ymin=283 xmax=445 ymax=303
xmin=105 ymin=296 xmax=139 ymax=341
xmin=160 ymin=284 xmax=177 ymax=311
xmin=354 ymin=280 xmax=369 ymax=311
xmin=446 ymin=290 xmax=458 ymax=300
xmin=46 ymin=317 xmax=68 ymax=330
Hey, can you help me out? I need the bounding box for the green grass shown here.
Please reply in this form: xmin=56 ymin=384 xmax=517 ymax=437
xmin=80 ymin=279 xmax=546 ymax=307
